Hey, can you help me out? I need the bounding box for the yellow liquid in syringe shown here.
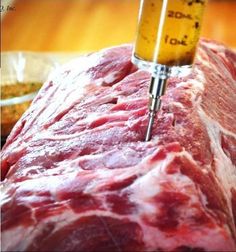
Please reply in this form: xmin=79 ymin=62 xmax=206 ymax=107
xmin=134 ymin=0 xmax=206 ymax=66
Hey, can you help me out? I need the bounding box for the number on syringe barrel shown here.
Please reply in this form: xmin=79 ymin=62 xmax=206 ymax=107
xmin=168 ymin=11 xmax=192 ymax=20
xmin=165 ymin=35 xmax=188 ymax=46
xmin=165 ymin=10 xmax=194 ymax=47
xmin=165 ymin=1 xmax=205 ymax=48
xmin=133 ymin=0 xmax=207 ymax=66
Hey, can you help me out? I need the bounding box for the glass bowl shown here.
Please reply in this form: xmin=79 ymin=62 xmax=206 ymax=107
xmin=1 ymin=52 xmax=59 ymax=138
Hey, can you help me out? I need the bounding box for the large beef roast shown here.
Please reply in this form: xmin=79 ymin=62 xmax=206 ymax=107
xmin=1 ymin=39 xmax=236 ymax=251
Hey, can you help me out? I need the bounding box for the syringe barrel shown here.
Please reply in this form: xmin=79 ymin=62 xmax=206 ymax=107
xmin=132 ymin=0 xmax=207 ymax=68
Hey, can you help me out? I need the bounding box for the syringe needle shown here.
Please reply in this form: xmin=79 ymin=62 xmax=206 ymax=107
xmin=145 ymin=74 xmax=167 ymax=142
xmin=145 ymin=111 xmax=155 ymax=141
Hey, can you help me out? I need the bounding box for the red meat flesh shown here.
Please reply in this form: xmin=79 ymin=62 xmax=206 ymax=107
xmin=1 ymin=40 xmax=236 ymax=251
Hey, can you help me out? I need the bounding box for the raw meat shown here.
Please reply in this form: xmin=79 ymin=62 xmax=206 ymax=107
xmin=1 ymin=39 xmax=236 ymax=252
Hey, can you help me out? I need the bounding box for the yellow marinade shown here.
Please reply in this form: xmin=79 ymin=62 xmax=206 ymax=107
xmin=1 ymin=82 xmax=42 ymax=137
xmin=134 ymin=0 xmax=206 ymax=66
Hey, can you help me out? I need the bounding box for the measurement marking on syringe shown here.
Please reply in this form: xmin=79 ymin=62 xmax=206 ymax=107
xmin=133 ymin=0 xmax=207 ymax=65
xmin=168 ymin=11 xmax=193 ymax=20
xmin=165 ymin=35 xmax=188 ymax=46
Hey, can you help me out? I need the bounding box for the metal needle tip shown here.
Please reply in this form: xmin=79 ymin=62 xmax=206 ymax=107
xmin=145 ymin=111 xmax=155 ymax=142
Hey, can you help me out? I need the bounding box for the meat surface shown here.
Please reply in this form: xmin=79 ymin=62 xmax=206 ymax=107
xmin=1 ymin=39 xmax=236 ymax=252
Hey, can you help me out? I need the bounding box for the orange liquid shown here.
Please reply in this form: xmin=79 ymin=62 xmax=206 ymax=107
xmin=134 ymin=0 xmax=207 ymax=66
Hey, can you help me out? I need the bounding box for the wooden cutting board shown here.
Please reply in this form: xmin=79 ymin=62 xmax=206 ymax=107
xmin=2 ymin=0 xmax=236 ymax=52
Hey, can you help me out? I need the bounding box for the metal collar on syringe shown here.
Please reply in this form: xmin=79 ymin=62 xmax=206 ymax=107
xmin=151 ymin=64 xmax=192 ymax=78
xmin=148 ymin=65 xmax=170 ymax=118
xmin=148 ymin=64 xmax=192 ymax=110
xmin=151 ymin=64 xmax=171 ymax=79
xmin=149 ymin=64 xmax=171 ymax=102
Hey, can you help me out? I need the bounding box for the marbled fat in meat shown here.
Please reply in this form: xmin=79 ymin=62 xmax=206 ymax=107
xmin=1 ymin=40 xmax=236 ymax=251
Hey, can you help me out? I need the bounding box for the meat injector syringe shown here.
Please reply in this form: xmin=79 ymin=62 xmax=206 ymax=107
xmin=132 ymin=0 xmax=207 ymax=141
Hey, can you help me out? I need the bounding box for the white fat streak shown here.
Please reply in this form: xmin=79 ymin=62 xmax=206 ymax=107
xmin=170 ymin=101 xmax=185 ymax=109
xmin=83 ymin=160 xmax=149 ymax=195
xmin=35 ymin=109 xmax=131 ymax=141
xmin=36 ymin=52 xmax=120 ymax=123
xmin=181 ymin=68 xmax=205 ymax=91
xmin=5 ymin=206 xmax=235 ymax=251
xmin=196 ymin=46 xmax=229 ymax=78
xmin=174 ymin=67 xmax=205 ymax=105
xmin=137 ymin=221 xmax=235 ymax=251
xmin=3 ymin=206 xmax=234 ymax=252
xmin=94 ymin=70 xmax=120 ymax=86
xmin=1 ymin=208 xmax=77 ymax=251
xmin=0 ymin=183 xmax=12 ymax=205
xmin=199 ymin=109 xmax=236 ymax=139
xmin=7 ymin=171 xmax=79 ymax=201
xmin=198 ymin=107 xmax=236 ymax=194
xmin=192 ymin=67 xmax=206 ymax=90
xmin=130 ymin=150 xmax=205 ymax=217
xmin=181 ymin=55 xmax=236 ymax=227
xmin=83 ymin=144 xmax=166 ymax=195
xmin=197 ymin=45 xmax=235 ymax=82
xmin=195 ymin=47 xmax=212 ymax=69
xmin=1 ymin=209 xmax=128 ymax=251
xmin=191 ymin=57 xmax=236 ymax=196
xmin=129 ymin=150 xmax=235 ymax=251
xmin=2 ymin=149 xmax=235 ymax=251
xmin=2 ymin=226 xmax=35 ymax=251
xmin=74 ymin=146 xmax=167 ymax=209
xmin=201 ymin=41 xmax=224 ymax=53
xmin=131 ymin=151 xmax=175 ymax=199
xmin=78 ymin=150 xmax=236 ymax=250
xmin=176 ymin=151 xmax=209 ymax=207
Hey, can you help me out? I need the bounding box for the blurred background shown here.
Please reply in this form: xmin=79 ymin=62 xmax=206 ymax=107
xmin=1 ymin=0 xmax=235 ymax=146
xmin=2 ymin=0 xmax=236 ymax=53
